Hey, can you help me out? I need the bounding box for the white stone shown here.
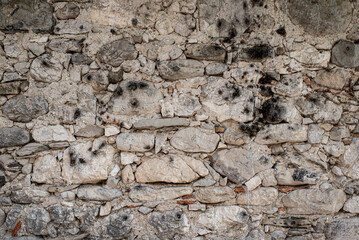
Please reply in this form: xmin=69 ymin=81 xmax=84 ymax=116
xmin=237 ymin=187 xmax=278 ymax=206
xmin=129 ymin=186 xmax=193 ymax=202
xmin=120 ymin=152 xmax=138 ymax=165
xmin=32 ymin=125 xmax=75 ymax=143
xmin=323 ymin=141 xmax=345 ymax=157
xmin=100 ymin=202 xmax=112 ymax=216
xmin=116 ymin=133 xmax=155 ymax=152
xmin=77 ymin=186 xmax=122 ymax=201
xmin=195 ymin=186 xmax=236 ymax=204
xmin=30 ymin=54 xmax=63 ymax=83
xmin=61 ymin=191 xmax=76 ymax=201
xmin=255 ymin=124 xmax=308 ymax=144
xmin=122 ymin=165 xmax=135 ymax=184
xmin=245 ymin=176 xmax=262 ymax=191
xmin=105 ymin=125 xmax=120 ymax=136
xmin=32 ymin=155 xmax=61 ymax=184
xmin=344 ymin=196 xmax=359 ymax=213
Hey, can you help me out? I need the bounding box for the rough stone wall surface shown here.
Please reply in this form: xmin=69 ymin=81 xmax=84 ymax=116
xmin=1 ymin=0 xmax=359 ymax=239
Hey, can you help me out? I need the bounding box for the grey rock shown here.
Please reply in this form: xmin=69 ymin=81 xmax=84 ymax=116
xmin=237 ymin=45 xmax=274 ymax=61
xmin=174 ymin=14 xmax=196 ymax=37
xmin=282 ymin=189 xmax=346 ymax=214
xmin=0 ymin=81 xmax=27 ymax=95
xmin=0 ymin=197 xmax=12 ymax=206
xmin=331 ymin=40 xmax=359 ymax=68
xmin=74 ymin=125 xmax=104 ymax=138
xmin=48 ymin=142 xmax=69 ymax=149
xmin=26 ymin=208 xmax=50 ymax=235
xmin=193 ymin=178 xmax=217 ymax=187
xmin=149 ymin=209 xmax=189 ymax=239
xmin=323 ymin=141 xmax=345 ymax=157
xmin=129 ymin=186 xmax=193 ymax=202
xmin=2 ymin=95 xmax=48 ymax=122
xmin=307 ymin=124 xmax=324 ymax=144
xmin=170 ymin=127 xmax=220 ymax=152
xmin=0 ymin=208 xmax=5 ymax=227
xmin=275 ymin=75 xmax=303 ymax=97
xmin=330 ymin=127 xmax=350 ymax=141
xmin=3 ymin=237 xmax=43 ymax=240
xmin=74 ymin=207 xmax=98 ymax=231
xmin=342 ymin=138 xmax=359 ymax=179
xmin=185 ymin=44 xmax=226 ymax=61
xmin=0 ymin=154 xmax=22 ymax=182
xmin=255 ymin=124 xmax=308 ymax=144
xmin=6 ymin=205 xmax=22 ymax=229
xmin=133 ymin=118 xmax=190 ymax=129
xmin=205 ymin=62 xmax=228 ymax=75
xmin=275 ymin=164 xmax=319 ymax=186
xmin=77 ymin=186 xmax=122 ymax=201
xmin=48 ymin=205 xmax=74 ymax=225
xmin=270 ymin=230 xmax=286 ymax=240
xmin=72 ymin=53 xmax=92 ymax=65
xmin=195 ymin=186 xmax=235 ymax=203
xmin=106 ymin=212 xmax=133 ymax=239
xmin=54 ymin=20 xmax=90 ymax=34
xmin=223 ymin=123 xmax=259 ymax=146
xmin=47 ymin=38 xmax=83 ymax=53
xmin=82 ymin=71 xmax=109 ymax=91
xmin=116 ymin=132 xmax=154 ymax=152
xmin=284 ymin=0 xmax=352 ymax=36
xmin=246 ymin=230 xmax=265 ymax=240
xmin=2 ymin=72 xmax=26 ymax=83
xmin=138 ymin=206 xmax=153 ymax=215
xmin=0 ymin=127 xmax=30 ymax=148
xmin=325 ymin=218 xmax=359 ymax=240
xmin=0 ymin=0 xmax=55 ymax=33
xmin=211 ymin=143 xmax=273 ymax=183
xmin=173 ymin=93 xmax=202 ymax=117
xmin=97 ymin=40 xmax=137 ymax=67
xmin=344 ymin=196 xmax=359 ymax=213
xmin=237 ymin=187 xmax=278 ymax=206
xmin=32 ymin=125 xmax=75 ymax=143
xmin=30 ymin=54 xmax=63 ymax=83
xmin=56 ymin=3 xmax=80 ymax=20
xmin=11 ymin=189 xmax=50 ymax=204
xmin=158 ymin=59 xmax=205 ymax=81
xmin=27 ymin=43 xmax=45 ymax=56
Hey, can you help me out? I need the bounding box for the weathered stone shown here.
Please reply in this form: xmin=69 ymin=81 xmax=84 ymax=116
xmin=2 ymin=72 xmax=26 ymax=83
xmin=133 ymin=118 xmax=190 ymax=129
xmin=174 ymin=14 xmax=195 ymax=37
xmin=27 ymin=43 xmax=45 ymax=56
xmin=0 ymin=127 xmax=30 ymax=148
xmin=158 ymin=60 xmax=205 ymax=81
xmin=282 ymin=189 xmax=346 ymax=214
xmin=284 ymin=0 xmax=352 ymax=36
xmin=330 ymin=127 xmax=350 ymax=141
xmin=0 ymin=0 xmax=55 ymax=33
xmin=315 ymin=69 xmax=347 ymax=90
xmin=331 ymin=40 xmax=359 ymax=68
xmin=0 ymin=208 xmax=5 ymax=227
xmin=48 ymin=205 xmax=74 ymax=225
xmin=325 ymin=218 xmax=359 ymax=240
xmin=0 ymin=154 xmax=22 ymax=182
xmin=237 ymin=45 xmax=274 ymax=61
xmin=2 ymin=95 xmax=48 ymax=123
xmin=97 ymin=40 xmax=137 ymax=67
xmin=197 ymin=206 xmax=249 ymax=238
xmin=323 ymin=141 xmax=345 ymax=157
xmin=275 ymin=164 xmax=320 ymax=186
xmin=0 ymin=81 xmax=27 ymax=95
xmin=205 ymin=62 xmax=228 ymax=75
xmin=26 ymin=208 xmax=50 ymax=235
xmin=32 ymin=155 xmax=61 ymax=184
xmin=11 ymin=189 xmax=50 ymax=204
xmin=56 ymin=3 xmax=80 ymax=20
xmin=291 ymin=43 xmax=331 ymax=67
xmin=275 ymin=75 xmax=303 ymax=97
xmin=129 ymin=186 xmax=193 ymax=202
xmin=62 ymin=139 xmax=116 ymax=184
xmin=77 ymin=186 xmax=122 ymax=201
xmin=109 ymin=80 xmax=163 ymax=116
xmin=105 ymin=125 xmax=120 ymax=137
xmin=255 ymin=124 xmax=308 ymax=144
xmin=75 ymin=206 xmax=98 ymax=231
xmin=211 ymin=143 xmax=273 ymax=183
xmin=173 ymin=93 xmax=202 ymax=117
xmin=6 ymin=205 xmax=22 ymax=229
xmin=170 ymin=127 xmax=220 ymax=152
xmin=195 ymin=186 xmax=235 ymax=203
xmin=138 ymin=206 xmax=152 ymax=215
xmin=149 ymin=209 xmax=189 ymax=239
xmin=193 ymin=178 xmax=217 ymax=187
xmin=185 ymin=44 xmax=226 ymax=61
xmin=135 ymin=154 xmax=207 ymax=183
xmin=82 ymin=71 xmax=109 ymax=91
xmin=201 ymin=77 xmax=255 ymax=122
xmin=32 ymin=125 xmax=75 ymax=143
xmin=74 ymin=125 xmax=104 ymax=138
xmin=106 ymin=212 xmax=133 ymax=239
xmin=344 ymin=196 xmax=359 ymax=213
xmin=116 ymin=133 xmax=154 ymax=152
xmin=260 ymin=96 xmax=299 ymax=124
xmin=237 ymin=187 xmax=278 ymax=205
xmin=54 ymin=20 xmax=90 ymax=34
xmin=307 ymin=124 xmax=324 ymax=144
xmin=47 ymin=38 xmax=83 ymax=53
xmin=341 ymin=138 xmax=359 ymax=179
xmin=30 ymin=54 xmax=63 ymax=83
xmin=72 ymin=53 xmax=92 ymax=65
xmin=245 ymin=175 xmax=261 ymax=191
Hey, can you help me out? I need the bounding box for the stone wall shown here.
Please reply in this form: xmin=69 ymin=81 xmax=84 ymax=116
xmin=0 ymin=0 xmax=359 ymax=239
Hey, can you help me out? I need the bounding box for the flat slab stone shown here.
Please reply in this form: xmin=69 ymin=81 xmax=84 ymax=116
xmin=0 ymin=0 xmax=55 ymax=33
xmin=74 ymin=125 xmax=104 ymax=138
xmin=185 ymin=44 xmax=226 ymax=61
xmin=97 ymin=39 xmax=137 ymax=67
xmin=32 ymin=125 xmax=75 ymax=143
xmin=0 ymin=127 xmax=30 ymax=148
xmin=10 ymin=189 xmax=50 ymax=204
xmin=237 ymin=187 xmax=278 ymax=206
xmin=195 ymin=186 xmax=235 ymax=204
xmin=158 ymin=59 xmax=205 ymax=81
xmin=282 ymin=189 xmax=346 ymax=215
xmin=255 ymin=124 xmax=308 ymax=145
xmin=170 ymin=127 xmax=220 ymax=153
xmin=325 ymin=218 xmax=359 ymax=240
xmin=77 ymin=186 xmax=122 ymax=201
xmin=133 ymin=118 xmax=190 ymax=129
xmin=129 ymin=186 xmax=193 ymax=202
xmin=54 ymin=20 xmax=90 ymax=34
xmin=116 ymin=133 xmax=154 ymax=152
xmin=0 ymin=81 xmax=26 ymax=95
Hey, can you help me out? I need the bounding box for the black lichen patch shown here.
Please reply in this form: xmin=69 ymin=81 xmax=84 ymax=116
xmin=130 ymin=98 xmax=139 ymax=108
xmin=131 ymin=18 xmax=138 ymax=26
xmin=251 ymin=0 xmax=265 ymax=7
xmin=220 ymin=82 xmax=242 ymax=102
xmin=126 ymin=81 xmax=138 ymax=91
xmin=260 ymin=97 xmax=286 ymax=123
xmin=114 ymin=86 xmax=123 ymax=97
xmin=259 ymin=85 xmax=274 ymax=96
xmin=171 ymin=65 xmax=180 ymax=72
xmin=99 ymin=142 xmax=106 ymax=149
xmin=258 ymin=156 xmax=269 ymax=164
xmin=73 ymin=108 xmax=81 ymax=119
xmin=258 ymin=72 xmax=277 ymax=84
xmin=239 ymin=123 xmax=261 ymax=137
xmin=276 ymin=26 xmax=286 ymax=36
xmin=144 ymin=145 xmax=151 ymax=150
xmin=292 ymin=168 xmax=308 ymax=182
xmin=244 ymin=44 xmax=273 ymax=60
xmin=138 ymin=81 xmax=148 ymax=89
xmin=0 ymin=176 xmax=5 ymax=187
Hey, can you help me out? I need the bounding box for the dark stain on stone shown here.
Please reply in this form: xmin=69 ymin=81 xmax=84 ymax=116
xmin=131 ymin=18 xmax=138 ymax=26
xmin=92 ymin=150 xmax=98 ymax=156
xmin=99 ymin=142 xmax=106 ymax=149
xmin=144 ymin=145 xmax=151 ymax=150
xmin=0 ymin=176 xmax=5 ymax=187
xmin=276 ymin=26 xmax=286 ymax=36
xmin=259 ymin=85 xmax=274 ymax=96
xmin=258 ymin=72 xmax=276 ymax=84
xmin=114 ymin=86 xmax=123 ymax=97
xmin=127 ymin=81 xmax=138 ymax=91
xmin=244 ymin=44 xmax=273 ymax=60
xmin=251 ymin=0 xmax=265 ymax=7
xmin=138 ymin=82 xmax=148 ymax=89
xmin=171 ymin=65 xmax=180 ymax=72
xmin=79 ymin=157 xmax=86 ymax=164
xmin=260 ymin=97 xmax=286 ymax=123
xmin=73 ymin=108 xmax=81 ymax=119
xmin=258 ymin=156 xmax=269 ymax=164
xmin=292 ymin=168 xmax=308 ymax=182
xmin=239 ymin=123 xmax=261 ymax=136
xmin=130 ymin=98 xmax=139 ymax=108
xmin=69 ymin=150 xmax=77 ymax=166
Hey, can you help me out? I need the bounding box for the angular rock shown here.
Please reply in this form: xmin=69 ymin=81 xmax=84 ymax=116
xmin=211 ymin=143 xmax=273 ymax=183
xmin=26 ymin=208 xmax=50 ymax=235
xmin=47 ymin=38 xmax=83 ymax=53
xmin=109 ymin=80 xmax=163 ymax=116
xmin=28 ymin=43 xmax=45 ymax=56
xmin=0 ymin=208 xmax=5 ymax=227
xmin=158 ymin=60 xmax=205 ymax=81
xmin=275 ymin=164 xmax=320 ymax=186
xmin=341 ymin=138 xmax=359 ymax=179
xmin=344 ymin=196 xmax=359 ymax=213
xmin=197 ymin=206 xmax=249 ymax=238
xmin=30 ymin=54 xmax=63 ymax=83
xmin=185 ymin=44 xmax=226 ymax=61
xmin=74 ymin=125 xmax=104 ymax=138
xmin=201 ymin=77 xmax=255 ymax=122
xmin=56 ymin=3 xmax=80 ymax=20
xmin=223 ymin=123 xmax=260 ymax=146
xmin=193 ymin=178 xmax=217 ymax=187
xmin=3 ymin=72 xmax=26 ymax=82
xmin=116 ymin=133 xmax=154 ymax=152
xmin=323 ymin=141 xmax=345 ymax=157
xmin=195 ymin=186 xmax=235 ymax=203
xmin=0 ymin=154 xmax=22 ymax=182
xmin=82 ymin=71 xmax=109 ymax=91
xmin=325 ymin=218 xmax=359 ymax=240
xmin=11 ymin=189 xmax=50 ymax=204
xmin=2 ymin=95 xmax=48 ymax=123
xmin=0 ymin=0 xmax=55 ymax=33
xmin=275 ymin=74 xmax=303 ymax=97
xmin=77 ymin=186 xmax=122 ymax=201
xmin=237 ymin=187 xmax=278 ymax=206
xmin=331 ymin=40 xmax=359 ymax=68
xmin=54 ymin=20 xmax=90 ymax=34
xmin=72 ymin=53 xmax=92 ymax=65
xmin=62 ymin=139 xmax=116 ymax=184
xmin=260 ymin=97 xmax=299 ymax=124
xmin=48 ymin=205 xmax=74 ymax=225
xmin=282 ymin=189 xmax=346 ymax=214
xmin=135 ymin=154 xmax=207 ymax=183
xmin=106 ymin=212 xmax=133 ymax=239
xmin=0 ymin=81 xmax=27 ymax=95
xmin=32 ymin=125 xmax=75 ymax=142
xmin=97 ymin=40 xmax=137 ymax=67
xmin=173 ymin=93 xmax=202 ymax=117
xmin=6 ymin=205 xmax=22 ymax=229
xmin=205 ymin=62 xmax=228 ymax=75
xmin=133 ymin=118 xmax=190 ymax=129
xmin=0 ymin=127 xmax=30 ymax=148
xmin=32 ymin=155 xmax=61 ymax=184
xmin=170 ymin=127 xmax=220 ymax=152
xmin=129 ymin=186 xmax=193 ymax=202
xmin=307 ymin=124 xmax=324 ymax=144
xmin=315 ymin=69 xmax=347 ymax=90
xmin=255 ymin=124 xmax=308 ymax=144
xmin=149 ymin=209 xmax=189 ymax=239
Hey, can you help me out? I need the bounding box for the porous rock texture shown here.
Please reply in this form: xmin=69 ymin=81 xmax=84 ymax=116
xmin=0 ymin=0 xmax=359 ymax=239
